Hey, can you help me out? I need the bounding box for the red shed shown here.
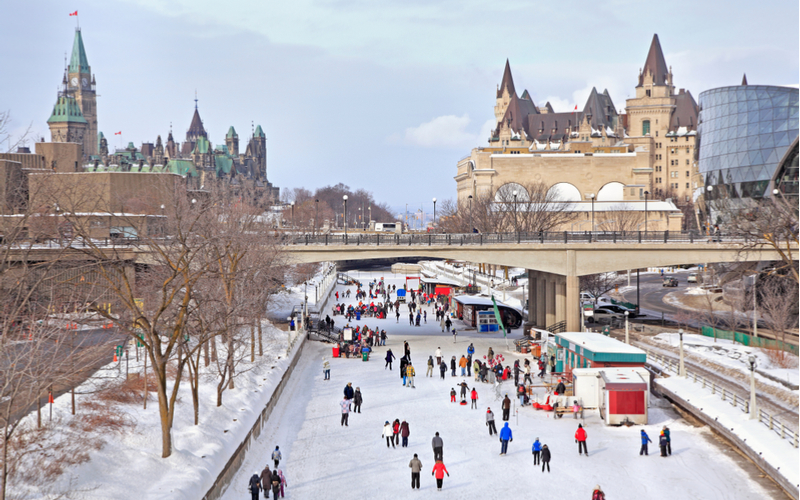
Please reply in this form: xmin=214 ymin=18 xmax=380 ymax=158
xmin=601 ymin=370 xmax=648 ymax=425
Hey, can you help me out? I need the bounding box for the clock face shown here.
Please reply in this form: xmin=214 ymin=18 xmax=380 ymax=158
xmin=82 ymin=78 xmax=88 ymax=88
xmin=70 ymin=77 xmax=78 ymax=87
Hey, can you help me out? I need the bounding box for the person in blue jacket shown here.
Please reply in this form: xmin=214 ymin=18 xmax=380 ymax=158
xmin=532 ymin=437 xmax=542 ymax=465
xmin=467 ymin=343 xmax=475 ymax=357
xmin=640 ymin=429 xmax=652 ymax=456
xmin=499 ymin=422 xmax=513 ymax=455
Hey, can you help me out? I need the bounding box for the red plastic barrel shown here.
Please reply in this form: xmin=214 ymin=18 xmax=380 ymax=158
xmin=332 ymin=346 xmax=340 ymax=358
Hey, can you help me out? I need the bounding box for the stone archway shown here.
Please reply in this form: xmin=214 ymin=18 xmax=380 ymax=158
xmin=547 ymin=182 xmax=581 ymax=202
xmin=596 ymin=181 xmax=625 ymax=201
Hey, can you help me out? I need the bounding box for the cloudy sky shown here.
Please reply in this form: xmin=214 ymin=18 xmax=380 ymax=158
xmin=2 ymin=0 xmax=797 ymax=215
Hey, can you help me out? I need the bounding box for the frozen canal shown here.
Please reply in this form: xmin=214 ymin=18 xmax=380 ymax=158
xmin=222 ymin=271 xmax=775 ymax=499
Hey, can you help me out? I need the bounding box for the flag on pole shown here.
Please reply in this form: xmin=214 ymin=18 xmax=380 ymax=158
xmin=69 ymin=10 xmax=78 ymax=16
xmin=574 ymin=105 xmax=578 ymax=111
xmin=491 ymin=295 xmax=506 ymax=337
xmin=114 ymin=131 xmax=122 ymax=135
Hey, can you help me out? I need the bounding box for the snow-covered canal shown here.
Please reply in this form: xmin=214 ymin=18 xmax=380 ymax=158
xmin=222 ymin=271 xmax=774 ymax=500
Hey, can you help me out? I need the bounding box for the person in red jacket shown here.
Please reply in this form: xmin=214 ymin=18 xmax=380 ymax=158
xmin=431 ymin=460 xmax=449 ymax=491
xmin=591 ymin=485 xmax=606 ymax=500
xmin=470 ymin=388 xmax=478 ymax=409
xmin=575 ymin=423 xmax=588 ymax=456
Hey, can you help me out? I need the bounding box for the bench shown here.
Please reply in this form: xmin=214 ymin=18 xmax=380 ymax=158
xmin=554 ymin=405 xmax=584 ymax=419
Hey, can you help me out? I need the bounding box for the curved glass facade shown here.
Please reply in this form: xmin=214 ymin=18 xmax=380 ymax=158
xmin=698 ymin=85 xmax=799 ymax=212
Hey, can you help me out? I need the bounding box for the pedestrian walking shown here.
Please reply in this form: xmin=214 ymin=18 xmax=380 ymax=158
xmin=470 ymin=388 xmax=478 ymax=409
xmin=353 ymin=387 xmax=363 ymax=413
xmin=575 ymin=424 xmax=588 ymax=456
xmin=450 ymin=356 xmax=457 ymax=377
xmin=467 ymin=343 xmax=475 ymax=357
xmin=248 ymin=471 xmax=262 ymax=500
xmin=459 ymin=355 xmax=467 ymax=376
xmin=592 ymin=485 xmax=606 ymax=500
xmin=277 ymin=470 xmax=286 ymax=498
xmin=409 ymin=312 xmax=414 ymax=325
xmin=409 ymin=454 xmax=422 ymax=490
xmin=502 ymin=395 xmax=511 ymax=421
xmin=383 ymin=421 xmax=395 ymax=448
xmin=431 ymin=460 xmax=449 ymax=491
xmin=340 ymin=398 xmax=350 ymax=426
xmin=452 ymin=328 xmax=457 ymax=343
xmin=427 ymin=356 xmax=434 ymax=377
xmin=393 ymin=419 xmax=401 ymax=446
xmin=271 ymin=446 xmax=282 ymax=469
xmin=385 ymin=349 xmax=396 ymax=370
xmin=532 ymin=438 xmax=542 ymax=465
xmin=400 ymin=420 xmax=410 ymax=447
xmin=514 ymin=361 xmax=521 ymax=386
xmin=486 ymin=407 xmax=497 ymax=435
xmin=524 ymin=364 xmax=533 ymax=385
xmin=466 ymin=354 xmax=472 ymax=377
xmin=541 ymin=444 xmax=551 ymax=472
xmin=406 ymin=363 xmax=416 ymax=388
xmin=473 ymin=359 xmax=481 ymax=382
xmin=450 ymin=388 xmax=457 ymax=403
xmin=488 ymin=347 xmax=494 ymax=361
xmin=404 ymin=341 xmax=411 ymax=360
xmin=639 ymin=429 xmax=652 ymax=455
xmin=435 ymin=347 xmax=442 ymax=367
xmin=659 ymin=431 xmax=669 ymax=457
xmin=269 ymin=470 xmax=280 ymax=500
xmin=322 ymin=356 xmax=330 ymax=380
xmin=439 ymin=360 xmax=447 ymax=379
xmin=260 ymin=466 xmax=271 ymax=498
xmin=663 ymin=425 xmax=672 ymax=455
xmin=445 ymin=317 xmax=452 ymax=332
xmin=432 ymin=432 xmax=443 ymax=461
xmin=499 ymin=422 xmax=513 ymax=455
xmin=400 ymin=356 xmax=408 ymax=385
xmin=344 ymin=382 xmax=354 ymax=400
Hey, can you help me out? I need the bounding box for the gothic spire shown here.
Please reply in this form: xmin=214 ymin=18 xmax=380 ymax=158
xmin=741 ymin=73 xmax=748 ymax=86
xmin=68 ymin=28 xmax=90 ymax=74
xmin=496 ymin=59 xmax=517 ymax=98
xmin=638 ymin=34 xmax=669 ymax=87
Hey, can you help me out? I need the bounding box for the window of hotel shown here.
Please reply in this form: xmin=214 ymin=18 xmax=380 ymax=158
xmin=686 ymin=183 xmax=690 ymax=189
xmin=685 ymin=171 xmax=689 ymax=177
xmin=686 ymin=148 xmax=690 ymax=153
xmin=686 ymin=159 xmax=690 ymax=165
xmin=646 ymin=89 xmax=651 ymax=97
xmin=642 ymin=120 xmax=650 ymax=136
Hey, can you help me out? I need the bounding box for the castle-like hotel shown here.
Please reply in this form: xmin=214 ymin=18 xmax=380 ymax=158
xmin=43 ymin=28 xmax=279 ymax=200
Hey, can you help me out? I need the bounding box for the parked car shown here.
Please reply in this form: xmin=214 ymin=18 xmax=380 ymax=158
xmin=687 ymin=273 xmax=698 ymax=283
xmin=596 ymin=304 xmax=637 ymax=318
xmin=662 ymin=277 xmax=678 ymax=287
xmin=587 ymin=308 xmax=625 ymax=323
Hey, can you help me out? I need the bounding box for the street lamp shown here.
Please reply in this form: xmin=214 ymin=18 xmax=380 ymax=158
xmin=290 ymin=201 xmax=295 ymax=228
xmin=678 ymin=328 xmax=686 ymax=377
xmin=314 ymin=199 xmax=319 ymax=236
xmin=643 ymin=191 xmax=650 ymax=235
xmin=589 ymin=193 xmax=595 ymax=232
xmin=624 ymin=311 xmax=629 ymax=344
xmin=432 ymin=197 xmax=437 ymax=233
xmin=512 ymin=190 xmax=518 ymax=238
xmin=368 ymin=205 xmax=372 ymax=230
xmin=705 ymin=185 xmax=713 ymax=235
xmin=748 ymin=355 xmax=757 ymax=419
xmin=343 ymin=195 xmax=348 ymax=237
xmin=468 ymin=195 xmax=473 ymax=233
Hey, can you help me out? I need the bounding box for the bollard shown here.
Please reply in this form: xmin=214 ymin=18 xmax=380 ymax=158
xmin=769 ymin=414 xmax=774 ymax=430
xmin=732 ymin=393 xmax=737 ymax=408
xmin=781 ymin=422 xmax=785 ymax=439
xmin=711 ymin=382 xmax=715 ymax=394
xmin=721 ymin=388 xmax=726 ymax=401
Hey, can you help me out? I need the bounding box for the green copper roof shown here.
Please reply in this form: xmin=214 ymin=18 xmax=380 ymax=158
xmin=226 ymin=126 xmax=238 ymax=138
xmin=214 ymin=155 xmax=233 ymax=175
xmin=167 ymin=159 xmax=198 ymax=178
xmin=192 ymin=136 xmax=212 ymax=155
xmin=215 ymin=144 xmax=230 ymax=154
xmin=254 ymin=125 xmax=265 ymax=138
xmin=69 ymin=29 xmax=90 ymax=74
xmin=47 ymin=95 xmax=88 ymax=124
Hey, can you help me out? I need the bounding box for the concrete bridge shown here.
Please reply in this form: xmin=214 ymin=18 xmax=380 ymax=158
xmin=284 ymin=231 xmax=795 ymax=332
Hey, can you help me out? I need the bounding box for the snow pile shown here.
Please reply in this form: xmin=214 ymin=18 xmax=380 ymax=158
xmin=685 ymin=287 xmax=710 ymax=296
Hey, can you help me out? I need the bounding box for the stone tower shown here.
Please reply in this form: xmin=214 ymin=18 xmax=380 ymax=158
xmin=226 ymin=126 xmax=239 ymax=156
xmin=245 ymin=125 xmax=267 ymax=179
xmin=47 ymin=94 xmax=88 ymax=152
xmin=66 ymin=28 xmax=97 ymax=157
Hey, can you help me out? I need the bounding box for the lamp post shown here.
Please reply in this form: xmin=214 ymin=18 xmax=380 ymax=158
xmin=512 ymin=191 xmax=518 ymax=238
xmin=342 ymin=195 xmax=348 ymax=237
xmin=290 ymin=201 xmax=295 ymax=228
xmin=368 ymin=204 xmax=371 ymax=230
xmin=748 ymin=355 xmax=757 ymax=419
xmin=432 ymin=197 xmax=437 ymax=233
xmin=705 ymin=185 xmax=713 ymax=235
xmin=624 ymin=311 xmax=629 ymax=344
xmin=468 ymin=195 xmax=473 ymax=233
xmin=678 ymin=328 xmax=686 ymax=377
xmin=589 ymin=193 xmax=595 ymax=232
xmin=358 ymin=207 xmax=362 ymax=230
xmin=643 ymin=190 xmax=650 ymax=235
xmin=314 ymin=199 xmax=319 ymax=236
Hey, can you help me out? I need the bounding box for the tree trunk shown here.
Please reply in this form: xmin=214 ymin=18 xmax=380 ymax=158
xmin=156 ymin=378 xmax=173 ymax=458
xmin=250 ymin=324 xmax=255 ymax=362
xmin=191 ymin=382 xmax=199 ymax=425
xmin=210 ymin=336 xmax=217 ymax=362
xmin=203 ymin=339 xmax=210 ymax=367
xmin=258 ymin=320 xmax=263 ymax=357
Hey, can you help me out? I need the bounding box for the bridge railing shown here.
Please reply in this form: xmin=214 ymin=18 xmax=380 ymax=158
xmin=286 ymin=230 xmax=733 ymax=246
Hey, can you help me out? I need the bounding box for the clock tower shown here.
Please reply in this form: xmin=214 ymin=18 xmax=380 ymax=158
xmin=66 ymin=28 xmax=97 ymax=156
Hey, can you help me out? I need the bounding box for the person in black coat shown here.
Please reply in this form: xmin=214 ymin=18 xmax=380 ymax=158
xmin=248 ymin=472 xmax=261 ymax=500
xmin=439 ymin=361 xmax=447 ymax=379
xmin=400 ymin=356 xmax=408 ymax=380
xmin=450 ymin=356 xmax=457 ymax=377
xmin=385 ymin=349 xmax=396 ymax=370
xmin=270 ymin=470 xmax=281 ymax=499
xmin=541 ymin=444 xmax=551 ymax=472
xmin=353 ymin=388 xmax=363 ymax=413
xmin=344 ymin=382 xmax=355 ymax=400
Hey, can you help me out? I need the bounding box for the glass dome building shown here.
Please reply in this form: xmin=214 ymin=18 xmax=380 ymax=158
xmin=698 ymin=83 xmax=798 ymax=220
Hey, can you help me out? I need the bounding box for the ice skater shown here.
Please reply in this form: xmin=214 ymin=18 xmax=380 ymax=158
xmin=271 ymin=446 xmax=282 ymax=469
xmin=575 ymin=424 xmax=588 ymax=456
xmin=431 ymin=460 xmax=449 ymax=491
xmin=640 ymin=429 xmax=652 ymax=456
xmin=486 ymin=407 xmax=497 ymax=435
xmin=409 ymin=454 xmax=422 ymax=489
xmin=322 ymin=356 xmax=330 ymax=380
xmin=532 ymin=438 xmax=541 ymax=465
xmin=385 ymin=349 xmax=396 ymax=370
xmin=383 ymin=421 xmax=395 ymax=448
xmin=499 ymin=422 xmax=513 ymax=455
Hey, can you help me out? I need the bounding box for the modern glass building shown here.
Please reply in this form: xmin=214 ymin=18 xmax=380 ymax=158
xmin=698 ymin=84 xmax=798 ymax=220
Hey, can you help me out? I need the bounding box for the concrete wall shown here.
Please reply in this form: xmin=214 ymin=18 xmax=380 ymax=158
xmin=35 ymin=142 xmax=82 ymax=173
xmin=0 ymin=160 xmax=25 ymax=214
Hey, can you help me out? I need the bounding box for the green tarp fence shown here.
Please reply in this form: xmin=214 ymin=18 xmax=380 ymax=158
xmin=700 ymin=326 xmax=799 ymax=355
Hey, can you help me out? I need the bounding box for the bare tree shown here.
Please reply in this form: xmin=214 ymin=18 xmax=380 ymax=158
xmin=601 ymin=204 xmax=644 ymax=233
xmin=0 ymin=110 xmax=35 ymax=154
xmin=758 ymin=274 xmax=799 ymax=347
xmin=579 ymin=272 xmax=624 ymax=305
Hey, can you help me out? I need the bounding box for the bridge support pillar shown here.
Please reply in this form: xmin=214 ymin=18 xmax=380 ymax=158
xmin=566 ymin=250 xmax=580 ymax=332
xmin=527 ymin=270 xmax=536 ymax=326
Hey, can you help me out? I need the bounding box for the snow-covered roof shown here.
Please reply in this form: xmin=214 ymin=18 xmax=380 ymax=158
xmin=420 ymin=277 xmax=461 ymax=286
xmin=453 ymin=295 xmax=519 ymax=311
xmin=556 ymin=331 xmax=646 ymax=356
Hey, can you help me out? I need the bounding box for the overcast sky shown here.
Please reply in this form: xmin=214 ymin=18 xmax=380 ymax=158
xmin=2 ymin=0 xmax=797 ymax=215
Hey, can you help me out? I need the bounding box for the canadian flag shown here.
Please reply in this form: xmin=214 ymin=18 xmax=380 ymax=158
xmin=69 ymin=10 xmax=78 ymax=16
xmin=574 ymin=105 xmax=578 ymax=111
xmin=114 ymin=131 xmax=122 ymax=135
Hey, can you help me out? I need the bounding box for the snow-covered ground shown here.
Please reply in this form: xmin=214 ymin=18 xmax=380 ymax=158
xmin=220 ymin=271 xmax=775 ymax=500
xmin=650 ymin=332 xmax=798 ymax=390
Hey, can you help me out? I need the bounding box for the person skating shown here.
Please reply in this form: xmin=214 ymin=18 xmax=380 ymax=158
xmin=663 ymin=425 xmax=672 ymax=455
xmin=575 ymin=424 xmax=588 ymax=456
xmin=532 ymin=438 xmax=542 ymax=465
xmin=487 ymin=347 xmax=494 ymax=361
xmin=400 ymin=420 xmax=410 ymax=447
xmin=340 ymin=397 xmax=350 ymax=426
xmin=659 ymin=430 xmax=669 ymax=457
xmin=277 ymin=470 xmax=287 ymax=498
xmin=353 ymin=387 xmax=363 ymax=413
xmin=260 ymin=466 xmax=272 ymax=498
xmin=392 ymin=419 xmax=401 ymax=447
xmin=383 ymin=421 xmax=395 ymax=448
xmin=322 ymin=356 xmax=331 ymax=380
xmin=459 ymin=381 xmax=469 ymax=401
xmin=486 ymin=407 xmax=497 ymax=435
xmin=452 ymin=328 xmax=457 ymax=343
xmin=450 ymin=356 xmax=457 ymax=377
xmin=502 ymin=395 xmax=511 ymax=421
xmin=639 ymin=429 xmax=652 ymax=455
xmin=541 ymin=444 xmax=551 ymax=472
xmin=450 ymin=388 xmax=457 ymax=403
xmin=385 ymin=349 xmax=396 ymax=370
xmin=271 ymin=446 xmax=282 ymax=469
xmin=427 ymin=356 xmax=434 ymax=377
xmin=592 ymin=485 xmax=606 ymax=500
xmin=248 ymin=471 xmax=262 ymax=500
xmin=431 ymin=460 xmax=449 ymax=491
xmin=470 ymin=388 xmax=478 ymax=409
xmin=400 ymin=356 xmax=408 ymax=385
xmin=435 ymin=347 xmax=442 ymax=367
xmin=445 ymin=317 xmax=452 ymax=332
xmin=513 ymin=360 xmax=521 ymax=386
xmin=499 ymin=422 xmax=513 ymax=455
xmin=396 ymin=309 xmax=400 ymax=323
xmin=524 ymin=363 xmax=533 ymax=385
xmin=406 ymin=363 xmax=416 ymax=388
xmin=409 ymin=453 xmax=423 ymax=489
xmin=467 ymin=343 xmax=475 ymax=357
xmin=404 ymin=341 xmax=411 ymax=360
xmin=432 ymin=432 xmax=443 ymax=461
xmin=270 ymin=470 xmax=280 ymax=500
xmin=439 ymin=360 xmax=447 ymax=379
xmin=344 ymin=382 xmax=355 ymax=400
xmin=459 ymin=355 xmax=468 ymax=376
xmin=409 ymin=311 xmax=414 ymax=326
xmin=466 ymin=354 xmax=472 ymax=377
xmin=473 ymin=359 xmax=481 ymax=382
